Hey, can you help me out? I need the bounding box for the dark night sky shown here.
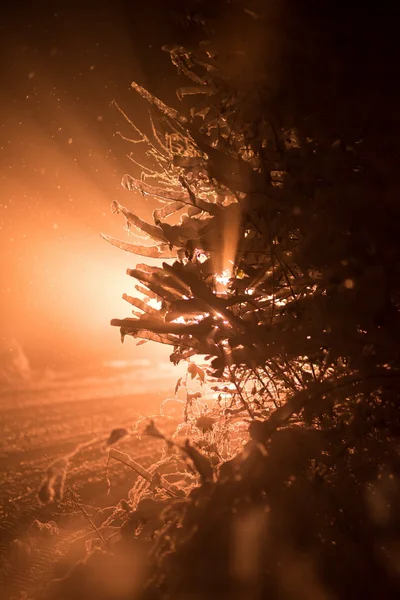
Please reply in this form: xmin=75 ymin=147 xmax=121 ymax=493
xmin=0 ymin=1 xmax=207 ymax=373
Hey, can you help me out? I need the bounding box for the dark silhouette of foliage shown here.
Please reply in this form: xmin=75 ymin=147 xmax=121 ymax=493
xmin=44 ymin=3 xmax=400 ymax=599
xmin=107 ymin=12 xmax=400 ymax=442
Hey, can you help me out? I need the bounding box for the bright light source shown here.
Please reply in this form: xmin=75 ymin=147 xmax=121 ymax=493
xmin=148 ymin=298 xmax=163 ymax=310
xmin=215 ymin=269 xmax=231 ymax=287
xmin=171 ymin=316 xmax=187 ymax=324
xmin=196 ymin=251 xmax=208 ymax=264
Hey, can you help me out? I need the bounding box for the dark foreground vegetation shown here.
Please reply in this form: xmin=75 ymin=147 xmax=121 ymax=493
xmin=40 ymin=1 xmax=400 ymax=599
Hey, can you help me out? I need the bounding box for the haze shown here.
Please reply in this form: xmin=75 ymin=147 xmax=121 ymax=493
xmin=0 ymin=2 xmax=188 ymax=379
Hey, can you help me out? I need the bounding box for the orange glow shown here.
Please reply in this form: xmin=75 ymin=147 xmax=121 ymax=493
xmin=0 ymin=3 xmax=180 ymax=378
xmin=215 ymin=268 xmax=232 ymax=289
xmin=221 ymin=204 xmax=242 ymax=276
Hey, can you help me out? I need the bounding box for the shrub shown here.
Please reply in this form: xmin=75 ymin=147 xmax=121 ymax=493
xmin=86 ymin=4 xmax=400 ymax=598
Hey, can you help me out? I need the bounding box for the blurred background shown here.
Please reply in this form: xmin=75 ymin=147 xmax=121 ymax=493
xmin=0 ymin=0 xmax=220 ymax=388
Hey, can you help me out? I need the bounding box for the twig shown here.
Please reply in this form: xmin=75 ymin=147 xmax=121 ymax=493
xmin=108 ymin=448 xmax=185 ymax=498
xmin=257 ymin=368 xmax=400 ymax=441
xmin=42 ymin=451 xmax=108 ymax=548
xmin=228 ymin=365 xmax=255 ymax=419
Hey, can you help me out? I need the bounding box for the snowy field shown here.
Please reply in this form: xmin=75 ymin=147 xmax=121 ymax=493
xmin=0 ymin=361 xmax=187 ymax=598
